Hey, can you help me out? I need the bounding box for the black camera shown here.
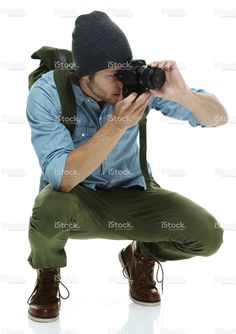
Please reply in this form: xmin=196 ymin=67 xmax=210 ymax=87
xmin=114 ymin=59 xmax=166 ymax=98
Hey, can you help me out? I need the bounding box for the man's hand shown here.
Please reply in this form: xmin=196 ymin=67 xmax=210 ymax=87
xmin=148 ymin=60 xmax=188 ymax=101
xmin=109 ymin=90 xmax=153 ymax=130
xmin=148 ymin=60 xmax=228 ymax=126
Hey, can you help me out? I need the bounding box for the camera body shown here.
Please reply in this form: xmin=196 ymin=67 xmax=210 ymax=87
xmin=114 ymin=59 xmax=166 ymax=98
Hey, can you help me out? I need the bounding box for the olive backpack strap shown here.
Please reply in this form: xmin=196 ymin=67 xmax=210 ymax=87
xmin=53 ymin=68 xmax=77 ymax=136
xmin=139 ymin=106 xmax=152 ymax=183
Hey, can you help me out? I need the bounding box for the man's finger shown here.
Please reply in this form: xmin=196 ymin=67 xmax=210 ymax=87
xmin=124 ymin=92 xmax=138 ymax=103
xmin=134 ymin=91 xmax=152 ymax=106
xmin=117 ymin=90 xmax=124 ymax=102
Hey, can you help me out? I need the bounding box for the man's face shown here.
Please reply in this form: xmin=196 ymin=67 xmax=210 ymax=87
xmin=86 ymin=67 xmax=122 ymax=105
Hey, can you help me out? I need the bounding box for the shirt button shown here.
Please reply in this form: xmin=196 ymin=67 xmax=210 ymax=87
xmin=81 ymin=133 xmax=85 ymax=137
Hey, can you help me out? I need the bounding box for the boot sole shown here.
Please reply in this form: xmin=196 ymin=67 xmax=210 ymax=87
xmin=118 ymin=250 xmax=161 ymax=307
xmin=28 ymin=312 xmax=59 ymax=323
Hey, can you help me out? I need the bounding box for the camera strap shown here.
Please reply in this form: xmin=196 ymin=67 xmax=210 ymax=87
xmin=139 ymin=106 xmax=152 ymax=184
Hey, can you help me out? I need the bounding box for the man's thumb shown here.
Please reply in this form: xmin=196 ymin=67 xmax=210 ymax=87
xmin=118 ymin=90 xmax=123 ymax=101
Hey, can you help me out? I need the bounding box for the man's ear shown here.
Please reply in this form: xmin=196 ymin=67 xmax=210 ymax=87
xmin=79 ymin=75 xmax=90 ymax=85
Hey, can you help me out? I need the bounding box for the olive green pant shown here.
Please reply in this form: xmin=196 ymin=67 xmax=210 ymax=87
xmin=28 ymin=178 xmax=224 ymax=269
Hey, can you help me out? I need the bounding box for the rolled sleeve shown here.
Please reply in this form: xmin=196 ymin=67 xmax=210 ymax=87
xmin=149 ymin=88 xmax=208 ymax=127
xmin=26 ymin=78 xmax=74 ymax=190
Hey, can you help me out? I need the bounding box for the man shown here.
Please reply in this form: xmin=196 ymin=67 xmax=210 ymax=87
xmin=26 ymin=11 xmax=227 ymax=322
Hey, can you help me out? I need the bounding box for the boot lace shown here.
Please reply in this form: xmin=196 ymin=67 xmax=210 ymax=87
xmin=27 ymin=271 xmax=70 ymax=305
xmin=122 ymin=257 xmax=164 ymax=294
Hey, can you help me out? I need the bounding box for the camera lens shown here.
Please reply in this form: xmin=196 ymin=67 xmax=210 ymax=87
xmin=140 ymin=66 xmax=166 ymax=89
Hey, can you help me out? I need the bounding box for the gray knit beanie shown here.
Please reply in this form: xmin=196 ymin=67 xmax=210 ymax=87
xmin=72 ymin=11 xmax=133 ymax=78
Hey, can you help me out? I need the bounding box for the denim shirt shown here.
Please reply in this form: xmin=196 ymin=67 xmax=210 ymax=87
xmin=26 ymin=70 xmax=207 ymax=192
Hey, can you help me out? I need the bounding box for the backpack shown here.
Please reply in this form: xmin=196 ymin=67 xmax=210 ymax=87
xmin=28 ymin=46 xmax=152 ymax=182
xmin=28 ymin=46 xmax=77 ymax=136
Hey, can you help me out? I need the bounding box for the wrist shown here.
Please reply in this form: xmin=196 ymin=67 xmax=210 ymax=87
xmin=174 ymin=87 xmax=194 ymax=105
xmin=104 ymin=118 xmax=127 ymax=135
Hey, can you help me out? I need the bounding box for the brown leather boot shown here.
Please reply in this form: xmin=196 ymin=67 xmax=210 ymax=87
xmin=119 ymin=241 xmax=163 ymax=306
xmin=27 ymin=268 xmax=70 ymax=322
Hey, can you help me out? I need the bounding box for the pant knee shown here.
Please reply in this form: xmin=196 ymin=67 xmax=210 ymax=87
xmin=29 ymin=185 xmax=79 ymax=239
xmin=33 ymin=185 xmax=78 ymax=219
xmin=34 ymin=185 xmax=77 ymax=216
xmin=202 ymin=220 xmax=224 ymax=257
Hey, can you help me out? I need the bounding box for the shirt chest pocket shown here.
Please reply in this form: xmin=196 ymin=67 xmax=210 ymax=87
xmin=72 ymin=126 xmax=97 ymax=144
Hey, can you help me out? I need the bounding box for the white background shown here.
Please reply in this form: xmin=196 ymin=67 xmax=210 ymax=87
xmin=0 ymin=0 xmax=236 ymax=333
